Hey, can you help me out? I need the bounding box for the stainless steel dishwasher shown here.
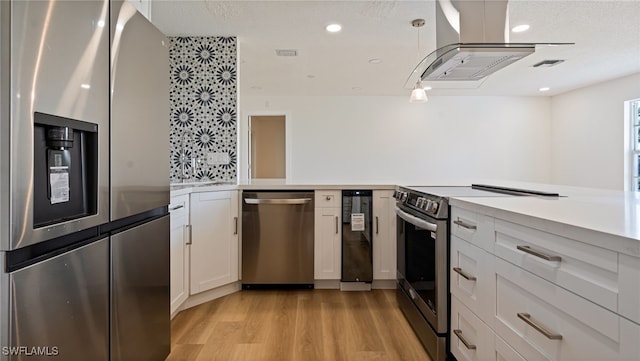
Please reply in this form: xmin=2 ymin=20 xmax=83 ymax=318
xmin=241 ymin=191 xmax=314 ymax=288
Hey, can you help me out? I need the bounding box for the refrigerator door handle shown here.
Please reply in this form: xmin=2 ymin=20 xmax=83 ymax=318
xmin=185 ymin=224 xmax=192 ymax=245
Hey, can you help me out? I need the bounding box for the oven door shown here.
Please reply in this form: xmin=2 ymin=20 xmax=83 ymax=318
xmin=396 ymin=204 xmax=448 ymax=334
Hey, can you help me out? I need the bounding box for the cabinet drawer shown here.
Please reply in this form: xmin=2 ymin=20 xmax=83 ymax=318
xmin=450 ymin=236 xmax=493 ymax=322
xmin=450 ymin=295 xmax=494 ymax=361
xmin=619 ymin=254 xmax=640 ymax=325
xmin=451 ymin=207 xmax=494 ymax=252
xmin=492 ymin=256 xmax=640 ymax=361
xmin=315 ymin=190 xmax=340 ymax=208
xmin=169 ymin=194 xmax=189 ymax=219
xmin=494 ymin=219 xmax=619 ymax=313
xmin=495 ymin=335 xmax=526 ymax=361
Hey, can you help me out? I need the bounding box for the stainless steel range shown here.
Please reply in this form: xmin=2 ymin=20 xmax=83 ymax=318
xmin=394 ymin=186 xmax=514 ymax=361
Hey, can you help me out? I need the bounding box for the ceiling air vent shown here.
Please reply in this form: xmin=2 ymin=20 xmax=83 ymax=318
xmin=532 ymin=59 xmax=565 ymax=68
xmin=276 ymin=49 xmax=298 ymax=57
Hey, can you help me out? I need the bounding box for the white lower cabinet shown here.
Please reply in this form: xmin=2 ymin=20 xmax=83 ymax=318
xmin=169 ymin=194 xmax=190 ymax=315
xmin=450 ymin=235 xmax=493 ymax=322
xmin=372 ymin=190 xmax=396 ymax=280
xmin=314 ymin=190 xmax=342 ymax=280
xmin=450 ymin=296 xmax=494 ymax=361
xmin=494 ymin=334 xmax=526 ymax=361
xmin=493 ymin=256 xmax=640 ymax=361
xmin=189 ymin=190 xmax=239 ymax=294
xmin=450 ymin=205 xmax=640 ymax=361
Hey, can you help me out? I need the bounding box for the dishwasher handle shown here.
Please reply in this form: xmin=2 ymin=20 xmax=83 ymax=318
xmin=244 ymin=198 xmax=312 ymax=205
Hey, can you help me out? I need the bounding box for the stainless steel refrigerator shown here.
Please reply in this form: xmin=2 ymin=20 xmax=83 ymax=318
xmin=0 ymin=1 xmax=169 ymax=360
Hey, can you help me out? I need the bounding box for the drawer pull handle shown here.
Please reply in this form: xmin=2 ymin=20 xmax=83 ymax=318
xmin=169 ymin=204 xmax=184 ymax=211
xmin=453 ymin=267 xmax=477 ymax=281
xmin=517 ymin=313 xmax=563 ymax=340
xmin=517 ymin=245 xmax=562 ymax=262
xmin=326 ymin=196 xmax=332 ymax=201
xmin=453 ymin=329 xmax=477 ymax=350
xmin=453 ymin=219 xmax=477 ymax=230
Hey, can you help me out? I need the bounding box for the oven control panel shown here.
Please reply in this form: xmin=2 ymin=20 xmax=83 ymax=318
xmin=394 ymin=189 xmax=447 ymax=219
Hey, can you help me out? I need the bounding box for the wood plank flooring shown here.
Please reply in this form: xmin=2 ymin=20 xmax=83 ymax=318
xmin=166 ymin=289 xmax=432 ymax=361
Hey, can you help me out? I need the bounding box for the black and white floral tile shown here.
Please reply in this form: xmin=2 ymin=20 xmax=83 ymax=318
xmin=169 ymin=36 xmax=237 ymax=183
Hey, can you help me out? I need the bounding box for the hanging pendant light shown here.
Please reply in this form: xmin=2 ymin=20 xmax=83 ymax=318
xmin=410 ymin=81 xmax=428 ymax=103
xmin=409 ymin=19 xmax=428 ymax=103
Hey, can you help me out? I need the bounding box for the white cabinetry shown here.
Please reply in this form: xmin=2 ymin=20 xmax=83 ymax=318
xmin=450 ymin=205 xmax=640 ymax=361
xmin=190 ymin=190 xmax=239 ymax=294
xmin=314 ymin=190 xmax=341 ymax=280
xmin=372 ymin=190 xmax=396 ymax=280
xmin=127 ymin=0 xmax=151 ymax=20
xmin=169 ymin=194 xmax=190 ymax=315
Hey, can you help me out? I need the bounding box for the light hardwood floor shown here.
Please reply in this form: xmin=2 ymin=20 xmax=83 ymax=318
xmin=166 ymin=289 xmax=432 ymax=361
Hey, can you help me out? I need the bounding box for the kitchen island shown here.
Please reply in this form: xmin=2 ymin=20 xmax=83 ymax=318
xmin=448 ymin=183 xmax=640 ymax=361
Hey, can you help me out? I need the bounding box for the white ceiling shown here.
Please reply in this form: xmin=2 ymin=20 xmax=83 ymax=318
xmin=151 ymin=0 xmax=640 ymax=97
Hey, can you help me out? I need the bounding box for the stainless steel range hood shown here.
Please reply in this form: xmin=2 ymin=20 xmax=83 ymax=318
xmin=409 ymin=0 xmax=537 ymax=84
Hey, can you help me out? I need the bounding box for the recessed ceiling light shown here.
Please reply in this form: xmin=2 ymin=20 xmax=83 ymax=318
xmin=97 ymin=20 xmax=105 ymax=28
xmin=80 ymin=84 xmax=91 ymax=89
xmin=307 ymin=75 xmax=316 ymax=79
xmin=512 ymin=24 xmax=530 ymax=33
xmin=368 ymin=58 xmax=382 ymax=64
xmin=352 ymin=87 xmax=362 ymax=91
xmin=539 ymin=87 xmax=550 ymax=92
xmin=326 ymin=23 xmax=342 ymax=33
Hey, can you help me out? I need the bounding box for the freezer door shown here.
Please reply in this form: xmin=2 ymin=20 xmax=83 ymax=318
xmin=110 ymin=1 xmax=169 ymax=220
xmin=5 ymin=0 xmax=110 ymax=250
xmin=9 ymin=238 xmax=109 ymax=361
xmin=111 ymin=215 xmax=170 ymax=361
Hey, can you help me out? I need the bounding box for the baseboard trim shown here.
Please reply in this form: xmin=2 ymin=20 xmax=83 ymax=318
xmin=172 ymin=281 xmax=242 ymax=318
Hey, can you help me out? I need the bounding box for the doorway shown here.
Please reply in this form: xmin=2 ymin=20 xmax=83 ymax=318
xmin=249 ymin=115 xmax=286 ymax=180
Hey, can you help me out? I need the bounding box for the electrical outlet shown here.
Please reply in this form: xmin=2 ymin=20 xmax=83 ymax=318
xmin=206 ymin=152 xmax=229 ymax=165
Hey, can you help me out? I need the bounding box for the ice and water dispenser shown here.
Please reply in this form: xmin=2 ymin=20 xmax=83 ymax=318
xmin=341 ymin=190 xmax=373 ymax=284
xmin=33 ymin=112 xmax=99 ymax=228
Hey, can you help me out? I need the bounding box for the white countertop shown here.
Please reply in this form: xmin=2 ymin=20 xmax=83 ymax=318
xmin=448 ymin=182 xmax=640 ymax=257
xmin=170 ymin=180 xmax=396 ymax=196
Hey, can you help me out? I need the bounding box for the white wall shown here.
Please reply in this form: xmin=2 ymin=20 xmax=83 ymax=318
xmin=550 ymin=72 xmax=640 ymax=190
xmin=239 ymin=95 xmax=552 ymax=185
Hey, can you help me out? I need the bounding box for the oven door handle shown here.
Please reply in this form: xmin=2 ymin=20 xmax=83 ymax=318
xmin=395 ymin=207 xmax=438 ymax=232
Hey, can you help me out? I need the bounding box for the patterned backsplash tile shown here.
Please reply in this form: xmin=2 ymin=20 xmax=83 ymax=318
xmin=169 ymin=36 xmax=237 ymax=183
